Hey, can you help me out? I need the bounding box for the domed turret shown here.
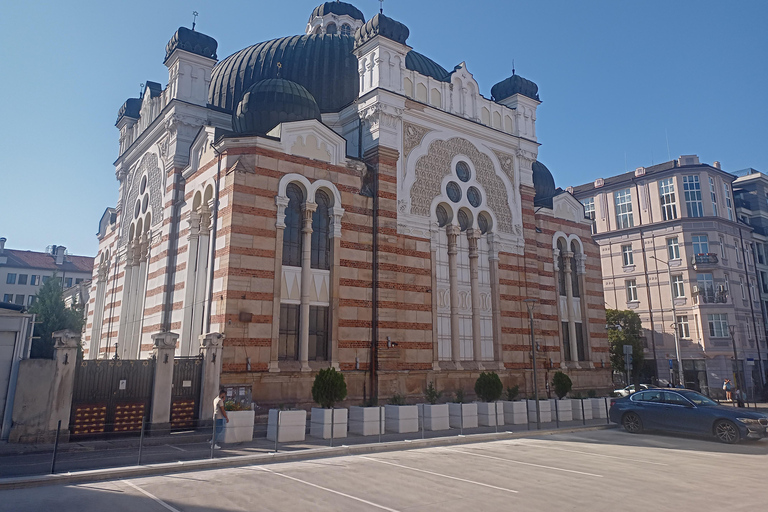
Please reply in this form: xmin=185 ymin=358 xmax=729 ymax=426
xmin=310 ymin=1 xmax=365 ymax=22
xmin=232 ymin=78 xmax=322 ymax=135
xmin=354 ymin=13 xmax=409 ymax=48
xmin=532 ymin=160 xmax=556 ymax=209
xmin=491 ymin=73 xmax=539 ymax=102
xmin=164 ymin=26 xmax=218 ymax=63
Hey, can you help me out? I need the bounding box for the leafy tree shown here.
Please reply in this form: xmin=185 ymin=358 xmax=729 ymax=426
xmin=29 ymin=273 xmax=85 ymax=359
xmin=311 ymin=367 xmax=348 ymax=408
xmin=606 ymin=309 xmax=645 ymax=391
xmin=552 ymin=371 xmax=573 ymax=399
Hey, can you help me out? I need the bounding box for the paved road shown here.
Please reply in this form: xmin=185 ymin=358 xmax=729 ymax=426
xmin=2 ymin=428 xmax=766 ymax=511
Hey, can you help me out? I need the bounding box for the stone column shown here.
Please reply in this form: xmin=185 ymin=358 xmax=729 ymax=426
xmin=181 ymin=211 xmax=201 ymax=356
xmin=487 ymin=234 xmax=503 ymax=365
xmin=299 ymin=202 xmax=317 ymax=371
xmin=467 ymin=229 xmax=483 ymax=365
xmin=329 ymin=206 xmax=345 ymax=370
xmin=191 ymin=204 xmax=211 ymax=350
xmin=269 ymin=196 xmax=290 ymax=372
xmin=48 ymin=330 xmax=80 ymax=441
xmin=129 ymin=233 xmax=150 ymax=358
xmin=149 ymin=332 xmax=178 ymax=433
xmin=447 ymin=225 xmax=462 ymax=369
xmin=199 ymin=332 xmax=224 ymax=424
xmin=116 ymin=242 xmax=135 ymax=358
xmin=563 ymin=251 xmax=579 ymax=366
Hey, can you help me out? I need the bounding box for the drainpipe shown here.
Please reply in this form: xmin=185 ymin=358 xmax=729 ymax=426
xmin=739 ymin=227 xmax=764 ymax=389
xmin=370 ymin=157 xmax=379 ymax=405
xmin=633 ymin=179 xmax=659 ymax=383
xmin=204 ymin=143 xmax=223 ymax=335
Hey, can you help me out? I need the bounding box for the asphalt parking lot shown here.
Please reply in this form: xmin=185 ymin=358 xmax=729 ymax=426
xmin=2 ymin=428 xmax=766 ymax=512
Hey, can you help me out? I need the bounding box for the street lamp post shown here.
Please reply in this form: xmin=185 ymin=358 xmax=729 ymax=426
xmin=728 ymin=325 xmax=745 ymax=408
xmin=524 ymin=299 xmax=540 ymax=429
xmin=650 ymin=255 xmax=683 ymax=387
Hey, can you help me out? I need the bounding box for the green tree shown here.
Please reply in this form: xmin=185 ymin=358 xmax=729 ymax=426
xmin=311 ymin=367 xmax=348 ymax=408
xmin=551 ymin=371 xmax=573 ymax=399
xmin=28 ymin=273 xmax=84 ymax=359
xmin=606 ymin=309 xmax=645 ymax=391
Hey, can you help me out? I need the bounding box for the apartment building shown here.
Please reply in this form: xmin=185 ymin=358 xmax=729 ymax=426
xmin=572 ymin=156 xmax=766 ymax=397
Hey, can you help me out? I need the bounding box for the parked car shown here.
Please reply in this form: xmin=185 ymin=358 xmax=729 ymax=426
xmin=609 ymin=388 xmax=768 ymax=444
xmin=613 ymin=384 xmax=654 ymax=397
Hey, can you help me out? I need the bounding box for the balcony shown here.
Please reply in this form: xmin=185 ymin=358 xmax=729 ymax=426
xmin=692 ymin=253 xmax=718 ymax=269
xmin=694 ymin=289 xmax=728 ymax=305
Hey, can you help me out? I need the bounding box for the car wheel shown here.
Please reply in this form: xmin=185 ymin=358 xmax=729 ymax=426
xmin=622 ymin=412 xmax=643 ymax=434
xmin=714 ymin=420 xmax=740 ymax=444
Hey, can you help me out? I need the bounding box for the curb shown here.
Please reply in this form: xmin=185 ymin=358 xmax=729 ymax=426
xmin=0 ymin=424 xmax=615 ymax=490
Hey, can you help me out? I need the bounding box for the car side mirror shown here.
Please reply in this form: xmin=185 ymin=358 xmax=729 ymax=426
xmin=685 ymin=402 xmax=694 ymax=408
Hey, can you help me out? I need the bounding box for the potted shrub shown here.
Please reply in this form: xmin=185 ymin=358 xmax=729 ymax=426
xmin=420 ymin=382 xmax=449 ymax=431
xmin=349 ymin=399 xmax=384 ymax=436
xmin=474 ymin=372 xmax=504 ymax=426
xmin=222 ymin=400 xmax=255 ymax=443
xmin=267 ymin=407 xmax=307 ymax=443
xmin=310 ymin=368 xmax=348 ymax=439
xmin=550 ymin=371 xmax=573 ymax=421
xmin=501 ymin=385 xmax=527 ymax=424
xmin=449 ymin=389 xmax=478 ymax=429
xmin=385 ymin=393 xmax=419 ymax=433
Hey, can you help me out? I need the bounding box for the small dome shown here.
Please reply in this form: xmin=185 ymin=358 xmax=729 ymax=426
xmin=355 ymin=13 xmax=409 ymax=49
xmin=164 ymin=27 xmax=218 ymax=63
xmin=491 ymin=74 xmax=540 ymax=102
xmin=232 ymin=79 xmax=322 ymax=135
xmin=532 ymin=161 xmax=556 ymax=209
xmin=406 ymin=51 xmax=450 ymax=82
xmin=310 ymin=2 xmax=365 ymax=22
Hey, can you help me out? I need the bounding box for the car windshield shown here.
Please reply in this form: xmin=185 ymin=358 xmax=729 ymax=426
xmin=678 ymin=390 xmax=718 ymax=406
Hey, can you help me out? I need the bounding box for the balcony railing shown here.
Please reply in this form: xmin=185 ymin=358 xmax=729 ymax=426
xmin=692 ymin=253 xmax=718 ymax=269
xmin=696 ymin=290 xmax=728 ymax=304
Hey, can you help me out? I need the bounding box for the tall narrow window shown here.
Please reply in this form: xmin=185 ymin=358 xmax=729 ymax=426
xmin=735 ymin=238 xmax=741 ymax=263
xmin=692 ymin=235 xmax=709 ymax=255
xmin=723 ymin=183 xmax=734 ymax=220
xmin=626 ymin=279 xmax=638 ymax=302
xmin=6 ymin=273 xmax=16 ymax=285
xmin=582 ymin=197 xmax=596 ymax=234
xmin=308 ymin=306 xmax=329 ymax=361
xmin=278 ymin=304 xmax=300 ymax=360
xmin=697 ymin=273 xmax=714 ymax=302
xmin=557 ymin=239 xmax=566 ymax=296
xmin=614 ymin=189 xmax=634 ymax=229
xmin=740 ymin=276 xmax=746 ymax=299
xmin=709 ymin=177 xmax=719 ymax=217
xmin=311 ymin=190 xmax=331 ymax=270
xmin=575 ymin=323 xmax=586 ymax=361
xmin=561 ymin=321 xmax=571 ymax=361
xmin=676 ymin=315 xmax=690 ymax=339
xmin=719 ymin=236 xmax=726 ymax=259
xmin=672 ymin=275 xmax=685 ymax=298
xmin=570 ymin=241 xmax=581 ymax=297
xmin=282 ymin=184 xmax=304 ymax=267
xmin=658 ymin=178 xmax=677 ymax=221
xmin=683 ymin=175 xmax=703 ymax=217
xmin=622 ymin=244 xmax=634 ymax=266
xmin=667 ymin=237 xmax=680 ymax=260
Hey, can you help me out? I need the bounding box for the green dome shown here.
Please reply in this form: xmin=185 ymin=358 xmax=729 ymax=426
xmin=232 ymin=79 xmax=322 ymax=135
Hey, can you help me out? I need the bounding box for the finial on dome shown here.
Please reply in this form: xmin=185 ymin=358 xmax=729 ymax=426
xmin=192 ymin=11 xmax=198 ymax=31
xmin=379 ymin=0 xmax=384 ymax=14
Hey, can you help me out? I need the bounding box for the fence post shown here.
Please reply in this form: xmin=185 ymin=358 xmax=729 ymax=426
xmin=330 ymin=408 xmax=335 ymax=448
xmin=604 ymin=398 xmax=610 ymax=424
xmin=378 ymin=406 xmax=382 ymax=443
xmin=137 ymin=417 xmax=145 ymax=465
xmin=421 ymin=404 xmax=425 ymax=439
xmin=460 ymin=403 xmax=464 ymax=436
xmin=554 ymin=399 xmax=560 ymax=428
xmin=149 ymin=332 xmax=178 ymax=434
xmin=494 ymin=402 xmax=498 ymax=433
xmin=581 ymin=399 xmax=586 ymax=426
xmin=275 ymin=411 xmax=280 ymax=453
xmin=50 ymin=420 xmax=61 ymax=474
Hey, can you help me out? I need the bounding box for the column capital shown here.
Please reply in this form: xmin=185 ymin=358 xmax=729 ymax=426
xmin=330 ymin=206 xmax=345 ymax=238
xmin=53 ymin=330 xmax=80 ymax=349
xmin=275 ymin=195 xmax=290 ymax=229
xmin=553 ymin=248 xmax=560 ymax=271
xmin=200 ymin=332 xmax=224 ymax=349
xmin=152 ymin=331 xmax=179 ymax=350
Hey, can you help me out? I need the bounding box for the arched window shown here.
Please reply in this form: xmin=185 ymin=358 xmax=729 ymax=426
xmin=570 ymin=241 xmax=580 ymax=297
xmin=557 ymin=239 xmax=566 ymax=296
xmin=325 ymin=23 xmax=337 ymax=35
xmin=311 ymin=190 xmax=331 ymax=269
xmin=282 ymin=183 xmax=304 ymax=267
xmin=340 ymin=24 xmax=351 ymax=36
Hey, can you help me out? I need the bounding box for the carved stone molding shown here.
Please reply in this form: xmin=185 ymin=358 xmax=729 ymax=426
xmin=403 ymin=122 xmax=432 ymax=160
xmin=275 ymin=196 xmax=290 ymax=229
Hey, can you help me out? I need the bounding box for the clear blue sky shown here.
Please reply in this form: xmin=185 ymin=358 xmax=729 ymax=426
xmin=1 ymin=0 xmax=766 ymax=256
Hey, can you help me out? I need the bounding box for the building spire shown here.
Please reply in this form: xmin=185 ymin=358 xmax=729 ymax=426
xmin=379 ymin=0 xmax=384 ymax=14
xmin=192 ymin=10 xmax=198 ymax=31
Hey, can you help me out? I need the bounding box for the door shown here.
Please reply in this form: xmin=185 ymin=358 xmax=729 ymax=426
xmin=632 ymin=390 xmax=666 ymax=429
xmin=660 ymin=391 xmax=701 ymax=433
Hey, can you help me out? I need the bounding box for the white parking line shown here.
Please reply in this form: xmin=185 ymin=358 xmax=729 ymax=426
xmin=511 ymin=440 xmax=668 ymax=466
xmin=445 ymin=448 xmax=603 ymax=478
xmin=165 ymin=444 xmax=187 ymax=452
xmin=122 ymin=480 xmax=183 ymax=512
xmin=250 ymin=466 xmax=402 ymax=511
xmin=359 ymin=456 xmax=518 ymax=494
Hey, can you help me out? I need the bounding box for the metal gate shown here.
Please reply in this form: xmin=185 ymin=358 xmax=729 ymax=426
xmin=69 ymin=358 xmax=155 ymax=437
xmin=170 ymin=356 xmax=203 ymax=430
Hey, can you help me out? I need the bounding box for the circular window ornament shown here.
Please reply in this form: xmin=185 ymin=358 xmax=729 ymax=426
xmin=436 ymin=204 xmax=450 ymax=227
xmin=467 ymin=187 xmax=482 ymax=207
xmin=456 ymin=161 xmax=471 ymax=182
xmin=478 ymin=213 xmax=489 ymax=234
xmin=446 ymin=182 xmax=462 ymax=203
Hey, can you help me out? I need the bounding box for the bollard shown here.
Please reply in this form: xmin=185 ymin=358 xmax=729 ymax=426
xmin=495 ymin=402 xmax=498 ymax=433
xmin=50 ymin=420 xmax=61 ymax=474
xmin=210 ymin=420 xmax=216 ymax=459
xmin=581 ymin=399 xmax=586 ymax=426
xmin=526 ymin=403 xmax=531 ymax=431
xmin=137 ymin=417 xmax=145 ymax=465
xmin=554 ymin=399 xmax=560 ymax=429
xmin=330 ymin=408 xmax=335 ymax=448
xmin=460 ymin=403 xmax=464 ymax=436
xmin=604 ymin=398 xmax=610 ymax=425
xmin=275 ymin=411 xmax=280 ymax=453
xmin=421 ymin=404 xmax=425 ymax=439
xmin=378 ymin=406 xmax=382 ymax=444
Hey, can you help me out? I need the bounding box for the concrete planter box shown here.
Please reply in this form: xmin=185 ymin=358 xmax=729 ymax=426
xmin=572 ymin=399 xmax=593 ymax=420
xmin=266 ymin=409 xmax=306 ymax=443
xmin=348 ymin=406 xmax=384 ymax=436
xmin=310 ymin=408 xmax=348 ymax=439
xmin=501 ymin=401 xmax=528 ymax=424
xmin=449 ymin=403 xmax=478 ymax=429
xmin=527 ymin=400 xmax=552 ymax=423
xmin=590 ymin=398 xmax=608 ymax=419
xmin=476 ymin=402 xmax=504 ymax=426
xmin=385 ymin=405 xmax=419 ymax=433
xmin=419 ymin=404 xmax=450 ymax=431
xmin=222 ymin=410 xmax=254 ymax=443
xmin=550 ymin=399 xmax=573 ymax=422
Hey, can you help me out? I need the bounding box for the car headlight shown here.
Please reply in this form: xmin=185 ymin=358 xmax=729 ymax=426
xmin=736 ymin=418 xmax=761 ymax=425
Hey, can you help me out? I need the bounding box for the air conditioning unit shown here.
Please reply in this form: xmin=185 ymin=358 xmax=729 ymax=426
xmin=692 ymin=285 xmax=699 ymax=294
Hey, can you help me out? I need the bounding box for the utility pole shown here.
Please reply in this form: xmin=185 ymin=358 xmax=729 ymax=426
xmin=524 ymin=299 xmax=540 ymax=429
xmin=728 ymin=325 xmax=745 ymax=408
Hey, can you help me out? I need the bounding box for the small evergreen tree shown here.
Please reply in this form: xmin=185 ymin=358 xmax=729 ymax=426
xmin=474 ymin=372 xmax=503 ymax=402
xmin=425 ymin=382 xmax=442 ymax=405
xmin=552 ymin=371 xmax=573 ymax=399
xmin=311 ymin=367 xmax=348 ymax=408
xmin=29 ymin=273 xmax=84 ymax=359
xmin=506 ymin=385 xmax=520 ymax=401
